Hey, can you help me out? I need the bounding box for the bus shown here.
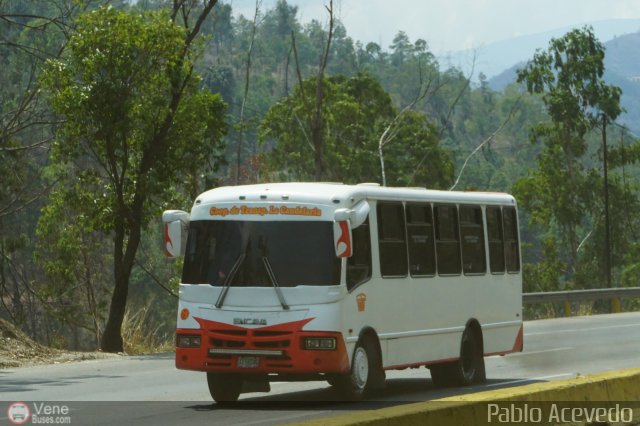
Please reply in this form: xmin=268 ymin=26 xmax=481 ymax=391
xmin=163 ymin=182 xmax=523 ymax=402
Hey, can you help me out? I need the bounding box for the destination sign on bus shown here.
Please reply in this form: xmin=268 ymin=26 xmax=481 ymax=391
xmin=209 ymin=205 xmax=322 ymax=218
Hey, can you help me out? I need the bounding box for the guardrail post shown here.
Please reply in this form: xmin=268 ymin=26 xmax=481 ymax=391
xmin=564 ymin=301 xmax=571 ymax=317
xmin=611 ymin=298 xmax=621 ymax=313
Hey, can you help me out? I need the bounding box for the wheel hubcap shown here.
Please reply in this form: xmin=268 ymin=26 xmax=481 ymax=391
xmin=352 ymin=347 xmax=369 ymax=389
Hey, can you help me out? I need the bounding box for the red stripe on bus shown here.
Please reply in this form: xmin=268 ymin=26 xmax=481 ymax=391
xmin=512 ymin=324 xmax=524 ymax=352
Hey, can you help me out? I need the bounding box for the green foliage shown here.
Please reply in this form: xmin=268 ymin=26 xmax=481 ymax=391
xmin=515 ymin=26 xmax=629 ymax=291
xmin=522 ymin=235 xmax=567 ymax=319
xmin=35 ymin=187 xmax=111 ymax=348
xmin=518 ymin=26 xmax=622 ymax=137
xmin=38 ymin=5 xmax=227 ymax=351
xmin=6 ymin=0 xmax=640 ymax=347
xmin=259 ymin=72 xmax=453 ymax=187
xmin=40 ymin=4 xmax=226 ymax=225
xmin=0 ymin=0 xmax=75 ymax=338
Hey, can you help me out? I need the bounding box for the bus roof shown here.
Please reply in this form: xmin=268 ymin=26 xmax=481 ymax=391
xmin=195 ymin=182 xmax=516 ymax=207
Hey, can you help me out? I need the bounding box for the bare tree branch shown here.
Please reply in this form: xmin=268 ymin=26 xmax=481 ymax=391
xmin=236 ymin=0 xmax=261 ymax=184
xmin=134 ymin=259 xmax=178 ymax=299
xmin=408 ymin=55 xmax=477 ymax=186
xmin=0 ymin=178 xmax=59 ymax=218
xmin=290 ymin=30 xmax=308 ymax=107
xmin=378 ymin=52 xmax=438 ymax=186
xmin=449 ymin=93 xmax=523 ymax=190
xmin=311 ymin=0 xmax=334 ymax=180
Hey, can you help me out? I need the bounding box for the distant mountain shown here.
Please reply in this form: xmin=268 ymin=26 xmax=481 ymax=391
xmin=439 ymin=19 xmax=640 ymax=82
xmin=488 ymin=62 xmax=525 ymax=92
xmin=603 ymin=33 xmax=640 ymax=134
xmin=487 ymin=31 xmax=640 ymax=134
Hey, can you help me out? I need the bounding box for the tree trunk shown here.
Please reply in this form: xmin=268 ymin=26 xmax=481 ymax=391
xmin=312 ymin=103 xmax=326 ymax=181
xmin=100 ymin=212 xmax=142 ymax=353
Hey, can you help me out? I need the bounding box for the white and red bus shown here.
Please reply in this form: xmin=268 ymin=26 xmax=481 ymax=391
xmin=163 ymin=182 xmax=523 ymax=402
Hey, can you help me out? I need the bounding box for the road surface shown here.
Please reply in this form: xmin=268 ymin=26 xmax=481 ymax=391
xmin=2 ymin=312 xmax=639 ymax=425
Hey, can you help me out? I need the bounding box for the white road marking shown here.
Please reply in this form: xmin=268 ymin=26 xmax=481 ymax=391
xmin=231 ymin=411 xmax=333 ymax=426
xmin=485 ymin=373 xmax=575 ymax=387
xmin=507 ymin=347 xmax=573 ymax=356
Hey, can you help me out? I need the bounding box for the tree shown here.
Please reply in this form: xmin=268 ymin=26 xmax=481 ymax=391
xmin=515 ymin=26 xmax=622 ymax=289
xmin=286 ymin=0 xmax=336 ymax=181
xmin=0 ymin=0 xmax=80 ymax=336
xmin=389 ymin=31 xmax=412 ymax=66
xmin=234 ymin=0 xmax=261 ymax=184
xmin=39 ymin=4 xmax=227 ymax=352
xmin=259 ymin=72 xmax=452 ymax=188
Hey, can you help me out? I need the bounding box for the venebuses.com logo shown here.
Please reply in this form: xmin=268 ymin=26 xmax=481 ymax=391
xmin=7 ymin=402 xmax=72 ymax=424
xmin=7 ymin=402 xmax=30 ymax=425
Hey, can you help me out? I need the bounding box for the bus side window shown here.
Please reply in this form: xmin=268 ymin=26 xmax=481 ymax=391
xmin=347 ymin=218 xmax=372 ymax=290
xmin=377 ymin=202 xmax=408 ymax=277
xmin=406 ymin=203 xmax=436 ymax=277
xmin=459 ymin=205 xmax=486 ymax=275
xmin=486 ymin=206 xmax=505 ymax=274
xmin=503 ymin=207 xmax=520 ymax=273
xmin=434 ymin=204 xmax=461 ymax=275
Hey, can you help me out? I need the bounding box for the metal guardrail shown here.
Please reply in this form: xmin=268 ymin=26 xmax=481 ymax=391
xmin=523 ymin=287 xmax=640 ymax=316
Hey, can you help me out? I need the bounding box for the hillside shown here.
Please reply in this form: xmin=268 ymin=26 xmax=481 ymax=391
xmin=440 ymin=19 xmax=640 ymax=81
xmin=488 ymin=31 xmax=640 ymax=135
xmin=0 ymin=319 xmax=121 ymax=368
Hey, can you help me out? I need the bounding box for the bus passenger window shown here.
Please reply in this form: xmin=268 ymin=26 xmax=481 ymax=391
xmin=434 ymin=205 xmax=461 ymax=275
xmin=459 ymin=205 xmax=486 ymax=275
xmin=486 ymin=206 xmax=505 ymax=274
xmin=347 ymin=218 xmax=372 ymax=290
xmin=406 ymin=203 xmax=436 ymax=277
xmin=503 ymin=207 xmax=520 ymax=273
xmin=377 ymin=202 xmax=408 ymax=277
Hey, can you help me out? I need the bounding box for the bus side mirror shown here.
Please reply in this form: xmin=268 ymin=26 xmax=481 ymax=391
xmin=333 ymin=214 xmax=353 ymax=258
xmin=162 ymin=210 xmax=190 ymax=258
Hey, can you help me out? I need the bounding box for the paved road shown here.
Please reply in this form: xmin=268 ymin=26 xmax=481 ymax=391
xmin=2 ymin=312 xmax=640 ymax=425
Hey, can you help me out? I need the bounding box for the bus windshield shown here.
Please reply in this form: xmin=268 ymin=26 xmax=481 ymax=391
xmin=182 ymin=220 xmax=341 ymax=287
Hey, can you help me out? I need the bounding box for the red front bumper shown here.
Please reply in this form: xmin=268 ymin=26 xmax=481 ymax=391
xmin=175 ymin=317 xmax=350 ymax=374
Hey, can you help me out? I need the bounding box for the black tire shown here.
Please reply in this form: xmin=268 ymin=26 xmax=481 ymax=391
xmin=430 ymin=327 xmax=485 ymax=387
xmin=207 ymin=373 xmax=242 ymax=404
xmin=451 ymin=327 xmax=486 ymax=385
xmin=429 ymin=362 xmax=454 ymax=387
xmin=326 ymin=376 xmax=340 ymax=387
xmin=335 ymin=337 xmax=382 ymax=400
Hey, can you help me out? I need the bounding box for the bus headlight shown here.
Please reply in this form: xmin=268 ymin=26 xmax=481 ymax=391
xmin=176 ymin=334 xmax=202 ymax=348
xmin=303 ymin=337 xmax=336 ymax=351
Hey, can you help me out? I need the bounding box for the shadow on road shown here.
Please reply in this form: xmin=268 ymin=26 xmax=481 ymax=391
xmin=184 ymin=376 xmax=548 ymax=412
xmin=0 ymin=371 xmax=125 ymax=395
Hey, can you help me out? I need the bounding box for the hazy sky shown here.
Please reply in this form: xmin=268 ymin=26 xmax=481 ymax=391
xmin=229 ymin=0 xmax=640 ymax=53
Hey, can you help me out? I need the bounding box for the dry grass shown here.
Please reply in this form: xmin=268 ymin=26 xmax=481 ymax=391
xmin=121 ymin=303 xmax=174 ymax=355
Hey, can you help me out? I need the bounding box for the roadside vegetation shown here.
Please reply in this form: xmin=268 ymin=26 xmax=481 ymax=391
xmin=1 ymin=0 xmax=640 ymax=354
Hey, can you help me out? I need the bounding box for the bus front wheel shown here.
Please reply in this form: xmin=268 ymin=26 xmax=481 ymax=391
xmin=335 ymin=338 xmax=381 ymax=400
xmin=207 ymin=372 xmax=242 ymax=403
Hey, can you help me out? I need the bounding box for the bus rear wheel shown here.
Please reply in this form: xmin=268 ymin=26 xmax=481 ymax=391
xmin=455 ymin=326 xmax=486 ymax=385
xmin=430 ymin=327 xmax=485 ymax=387
xmin=207 ymin=373 xmax=242 ymax=403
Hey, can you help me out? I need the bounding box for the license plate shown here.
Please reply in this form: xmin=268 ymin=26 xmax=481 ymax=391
xmin=237 ymin=356 xmax=260 ymax=368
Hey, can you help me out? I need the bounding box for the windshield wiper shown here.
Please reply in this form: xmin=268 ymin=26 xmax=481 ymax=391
xmin=214 ymin=253 xmax=246 ymax=309
xmin=262 ymin=257 xmax=290 ymax=310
